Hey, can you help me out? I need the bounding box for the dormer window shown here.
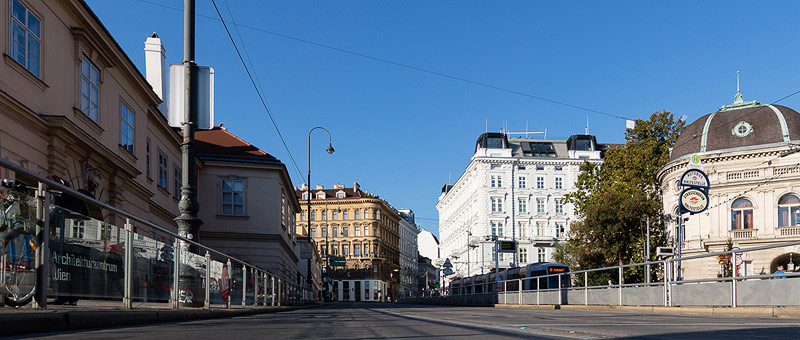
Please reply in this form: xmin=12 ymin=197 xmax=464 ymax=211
xmin=316 ymin=192 xmax=325 ymax=199
xmin=302 ymin=192 xmax=309 ymax=200
xmin=336 ymin=191 xmax=345 ymax=199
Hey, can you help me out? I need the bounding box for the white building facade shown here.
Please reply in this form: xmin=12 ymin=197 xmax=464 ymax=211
xmin=437 ymin=132 xmax=604 ymax=282
xmin=397 ymin=209 xmax=420 ymax=297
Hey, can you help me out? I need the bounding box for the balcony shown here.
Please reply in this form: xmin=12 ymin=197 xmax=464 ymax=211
xmin=778 ymin=226 xmax=800 ymax=237
xmin=729 ymin=228 xmax=757 ymax=239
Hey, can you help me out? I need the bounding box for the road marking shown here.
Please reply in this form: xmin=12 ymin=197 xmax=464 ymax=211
xmin=376 ymin=309 xmax=595 ymax=339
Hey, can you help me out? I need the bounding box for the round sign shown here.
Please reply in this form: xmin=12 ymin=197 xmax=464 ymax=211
xmin=680 ymin=188 xmax=709 ymax=214
xmin=680 ymin=169 xmax=710 ymax=188
xmin=730 ymin=254 xmax=743 ymax=266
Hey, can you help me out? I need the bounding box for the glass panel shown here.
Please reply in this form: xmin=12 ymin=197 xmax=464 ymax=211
xmin=1 ymin=186 xmax=38 ymax=305
xmin=27 ymin=11 xmax=40 ymax=37
xmin=180 ymin=250 xmax=206 ymax=308
xmin=230 ymin=263 xmax=243 ymax=306
xmin=233 ymin=193 xmax=243 ymax=204
xmin=90 ymin=65 xmax=99 ymax=85
xmin=12 ymin=0 xmax=24 ymax=21
xmin=245 ymin=267 xmax=255 ymax=305
xmin=129 ymin=228 xmax=172 ymax=304
xmin=732 ymin=198 xmax=752 ymax=209
xmin=207 ymin=258 xmax=227 ymax=306
xmin=234 ymin=205 xmax=243 ymax=216
xmin=233 ymin=181 xmax=243 ymax=192
xmin=27 ymin=36 xmax=39 ymax=76
xmin=779 ymin=194 xmax=800 ymax=205
xmin=47 ymin=206 xmax=125 ymax=300
xmin=12 ymin=22 xmax=25 ymax=63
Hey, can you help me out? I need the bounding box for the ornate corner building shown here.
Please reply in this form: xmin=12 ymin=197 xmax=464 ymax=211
xmin=659 ymin=89 xmax=800 ymax=279
xmin=295 ymin=182 xmax=402 ymax=301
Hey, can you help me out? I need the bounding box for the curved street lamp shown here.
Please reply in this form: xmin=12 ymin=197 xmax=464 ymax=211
xmin=308 ymin=126 xmax=334 ymax=299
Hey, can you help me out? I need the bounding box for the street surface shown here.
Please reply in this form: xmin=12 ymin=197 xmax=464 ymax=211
xmin=9 ymin=303 xmax=800 ymax=339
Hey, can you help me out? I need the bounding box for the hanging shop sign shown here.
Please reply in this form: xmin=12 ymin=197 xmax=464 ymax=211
xmin=680 ymin=188 xmax=709 ymax=214
xmin=680 ymin=169 xmax=710 ymax=188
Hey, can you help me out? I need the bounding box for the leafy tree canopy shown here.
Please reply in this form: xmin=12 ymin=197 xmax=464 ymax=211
xmin=554 ymin=111 xmax=685 ymax=285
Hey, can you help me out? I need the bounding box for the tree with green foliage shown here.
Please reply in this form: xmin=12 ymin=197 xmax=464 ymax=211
xmin=553 ymin=110 xmax=685 ymax=286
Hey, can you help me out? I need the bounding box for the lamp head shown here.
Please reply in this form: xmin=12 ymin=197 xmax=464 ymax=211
xmin=326 ymin=144 xmax=335 ymax=154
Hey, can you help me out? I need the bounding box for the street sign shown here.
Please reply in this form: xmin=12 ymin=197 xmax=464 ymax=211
xmin=443 ymin=258 xmax=453 ymax=268
xmin=498 ymin=240 xmax=517 ymax=253
xmin=680 ymin=188 xmax=709 ymax=214
xmin=329 ymin=256 xmax=346 ymax=266
xmin=688 ymin=154 xmax=703 ymax=170
xmin=730 ymin=254 xmax=743 ymax=266
xmin=680 ymin=169 xmax=710 ymax=188
xmin=442 ymin=267 xmax=454 ymax=276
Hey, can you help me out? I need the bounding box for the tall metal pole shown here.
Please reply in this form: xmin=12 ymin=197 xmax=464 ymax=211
xmin=646 ymin=215 xmax=651 ymax=283
xmin=494 ymin=237 xmax=500 ymax=291
xmin=176 ymin=0 xmax=202 ymax=245
xmin=307 ymin=126 xmax=333 ymax=300
xmin=677 ymin=213 xmax=682 ymax=281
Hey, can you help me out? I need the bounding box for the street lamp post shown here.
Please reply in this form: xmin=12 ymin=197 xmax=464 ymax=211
xmin=307 ymin=126 xmax=334 ymax=300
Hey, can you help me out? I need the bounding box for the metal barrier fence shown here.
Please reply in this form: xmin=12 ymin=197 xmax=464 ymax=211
xmin=415 ymin=240 xmax=800 ymax=308
xmin=0 ymin=157 xmax=314 ymax=309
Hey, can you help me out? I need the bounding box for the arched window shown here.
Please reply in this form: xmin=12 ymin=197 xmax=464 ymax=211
xmin=731 ymin=198 xmax=753 ymax=230
xmin=778 ymin=194 xmax=800 ymax=227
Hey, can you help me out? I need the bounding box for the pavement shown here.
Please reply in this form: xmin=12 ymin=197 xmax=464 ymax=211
xmin=3 ymin=303 xmax=800 ymax=339
xmin=0 ymin=300 xmax=316 ymax=337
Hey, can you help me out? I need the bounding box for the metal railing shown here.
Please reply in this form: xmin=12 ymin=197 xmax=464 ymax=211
xmin=0 ymin=157 xmax=316 ymax=309
xmin=416 ymin=239 xmax=800 ymax=308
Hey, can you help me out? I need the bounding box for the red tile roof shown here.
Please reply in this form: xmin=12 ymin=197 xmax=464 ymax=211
xmin=194 ymin=126 xmax=276 ymax=161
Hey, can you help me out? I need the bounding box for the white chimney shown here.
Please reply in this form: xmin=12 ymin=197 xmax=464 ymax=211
xmin=144 ymin=33 xmax=167 ymax=116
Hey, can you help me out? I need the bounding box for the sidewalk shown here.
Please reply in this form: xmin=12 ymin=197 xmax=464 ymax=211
xmin=0 ymin=300 xmax=318 ymax=337
xmin=495 ymin=303 xmax=800 ymax=318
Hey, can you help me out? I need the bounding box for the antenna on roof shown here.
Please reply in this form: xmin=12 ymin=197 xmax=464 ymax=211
xmin=525 ymin=120 xmax=529 ymax=138
xmin=585 ymin=115 xmax=589 ymax=135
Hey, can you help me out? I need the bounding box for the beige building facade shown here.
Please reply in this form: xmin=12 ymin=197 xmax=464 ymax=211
xmin=1 ymin=0 xmax=182 ymax=232
xmin=295 ymin=182 xmax=401 ymax=301
xmin=659 ymin=92 xmax=800 ymax=280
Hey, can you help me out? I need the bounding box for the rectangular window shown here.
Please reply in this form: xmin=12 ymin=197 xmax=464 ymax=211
xmin=537 ymin=176 xmax=544 ymax=189
xmin=518 ymin=198 xmax=527 ymax=213
xmin=364 ymin=226 xmax=369 ymax=236
xmin=310 ymin=228 xmax=316 ymax=238
xmin=538 ymin=248 xmax=546 ymax=262
xmin=555 ymin=222 xmax=565 ymax=238
xmin=537 ymin=221 xmax=546 ymax=236
xmin=332 ymin=227 xmax=337 ymax=238
xmin=364 ymin=209 xmax=369 ymax=219
xmin=491 ymin=221 xmax=503 ymax=237
xmin=71 ymin=220 xmax=84 ymax=239
xmin=80 ymin=56 xmax=100 ymax=121
xmin=221 ymin=178 xmax=245 ymax=216
xmin=281 ymin=191 xmax=286 ymax=226
xmin=145 ymin=140 xmax=151 ymax=178
xmin=537 ymin=198 xmax=545 ymax=213
xmin=490 ymin=164 xmax=500 ymax=169
xmin=321 ymin=245 xmax=327 ymax=255
xmin=518 ymin=176 xmax=526 ymax=189
xmin=343 ymin=244 xmax=350 ymax=256
xmin=355 ymin=227 xmax=360 ymax=236
xmin=337 ymin=192 xmax=345 ymax=199
xmin=10 ymin=0 xmax=41 ymax=77
xmin=355 ymin=210 xmax=360 ymax=219
xmin=554 ymin=166 xmax=563 ymax=171
xmin=491 ymin=197 xmax=503 ymax=212
xmin=555 ymin=177 xmax=563 ymax=189
xmin=343 ymin=210 xmax=349 ymax=220
xmin=354 ymin=244 xmax=361 ymax=256
xmin=490 ymin=175 xmax=502 ymax=188
xmin=342 ymin=227 xmax=348 ymax=237
xmin=301 ymin=211 xmax=305 ymax=221
xmin=321 ymin=227 xmax=327 ymax=237
xmin=518 ymin=166 xmax=526 ymax=170
xmin=311 ymin=211 xmax=316 ymax=221
xmin=173 ymin=166 xmax=181 ymax=200
xmin=363 ymin=243 xmax=370 ymax=256
xmin=519 ymin=248 xmax=528 ymax=264
xmin=157 ymin=152 xmax=168 ymax=190
xmin=536 ymin=166 xmax=544 ymax=171
xmin=332 ymin=210 xmax=338 ymax=220
xmin=332 ymin=245 xmax=338 ymax=255
xmin=519 ymin=222 xmax=527 ymax=238
xmin=555 ymin=199 xmax=563 ymax=213
xmin=120 ymin=102 xmax=134 ymax=153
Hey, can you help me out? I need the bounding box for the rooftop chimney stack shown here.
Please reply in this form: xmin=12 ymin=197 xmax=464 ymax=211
xmin=353 ymin=181 xmax=360 ymax=192
xmin=144 ymin=33 xmax=167 ymax=116
xmin=316 ymin=185 xmax=324 ymax=190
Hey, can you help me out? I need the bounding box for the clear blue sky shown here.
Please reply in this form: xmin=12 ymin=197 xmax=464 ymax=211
xmin=86 ymin=0 xmax=800 ymax=236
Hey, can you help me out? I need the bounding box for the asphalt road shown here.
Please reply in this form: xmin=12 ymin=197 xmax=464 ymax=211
xmin=11 ymin=303 xmax=800 ymax=339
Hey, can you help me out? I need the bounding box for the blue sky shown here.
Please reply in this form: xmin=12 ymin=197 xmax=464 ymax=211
xmin=86 ymin=0 xmax=800 ymax=236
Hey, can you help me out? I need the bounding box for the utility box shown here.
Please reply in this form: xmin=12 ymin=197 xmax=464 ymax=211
xmin=656 ymin=247 xmax=675 ymax=257
xmin=168 ymin=65 xmax=214 ymax=130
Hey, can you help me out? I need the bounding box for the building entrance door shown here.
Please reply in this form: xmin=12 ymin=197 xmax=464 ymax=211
xmin=355 ymin=281 xmax=362 ymax=302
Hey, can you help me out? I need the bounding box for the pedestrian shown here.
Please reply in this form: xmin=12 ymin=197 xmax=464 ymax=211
xmin=774 ymin=265 xmax=787 ymax=279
